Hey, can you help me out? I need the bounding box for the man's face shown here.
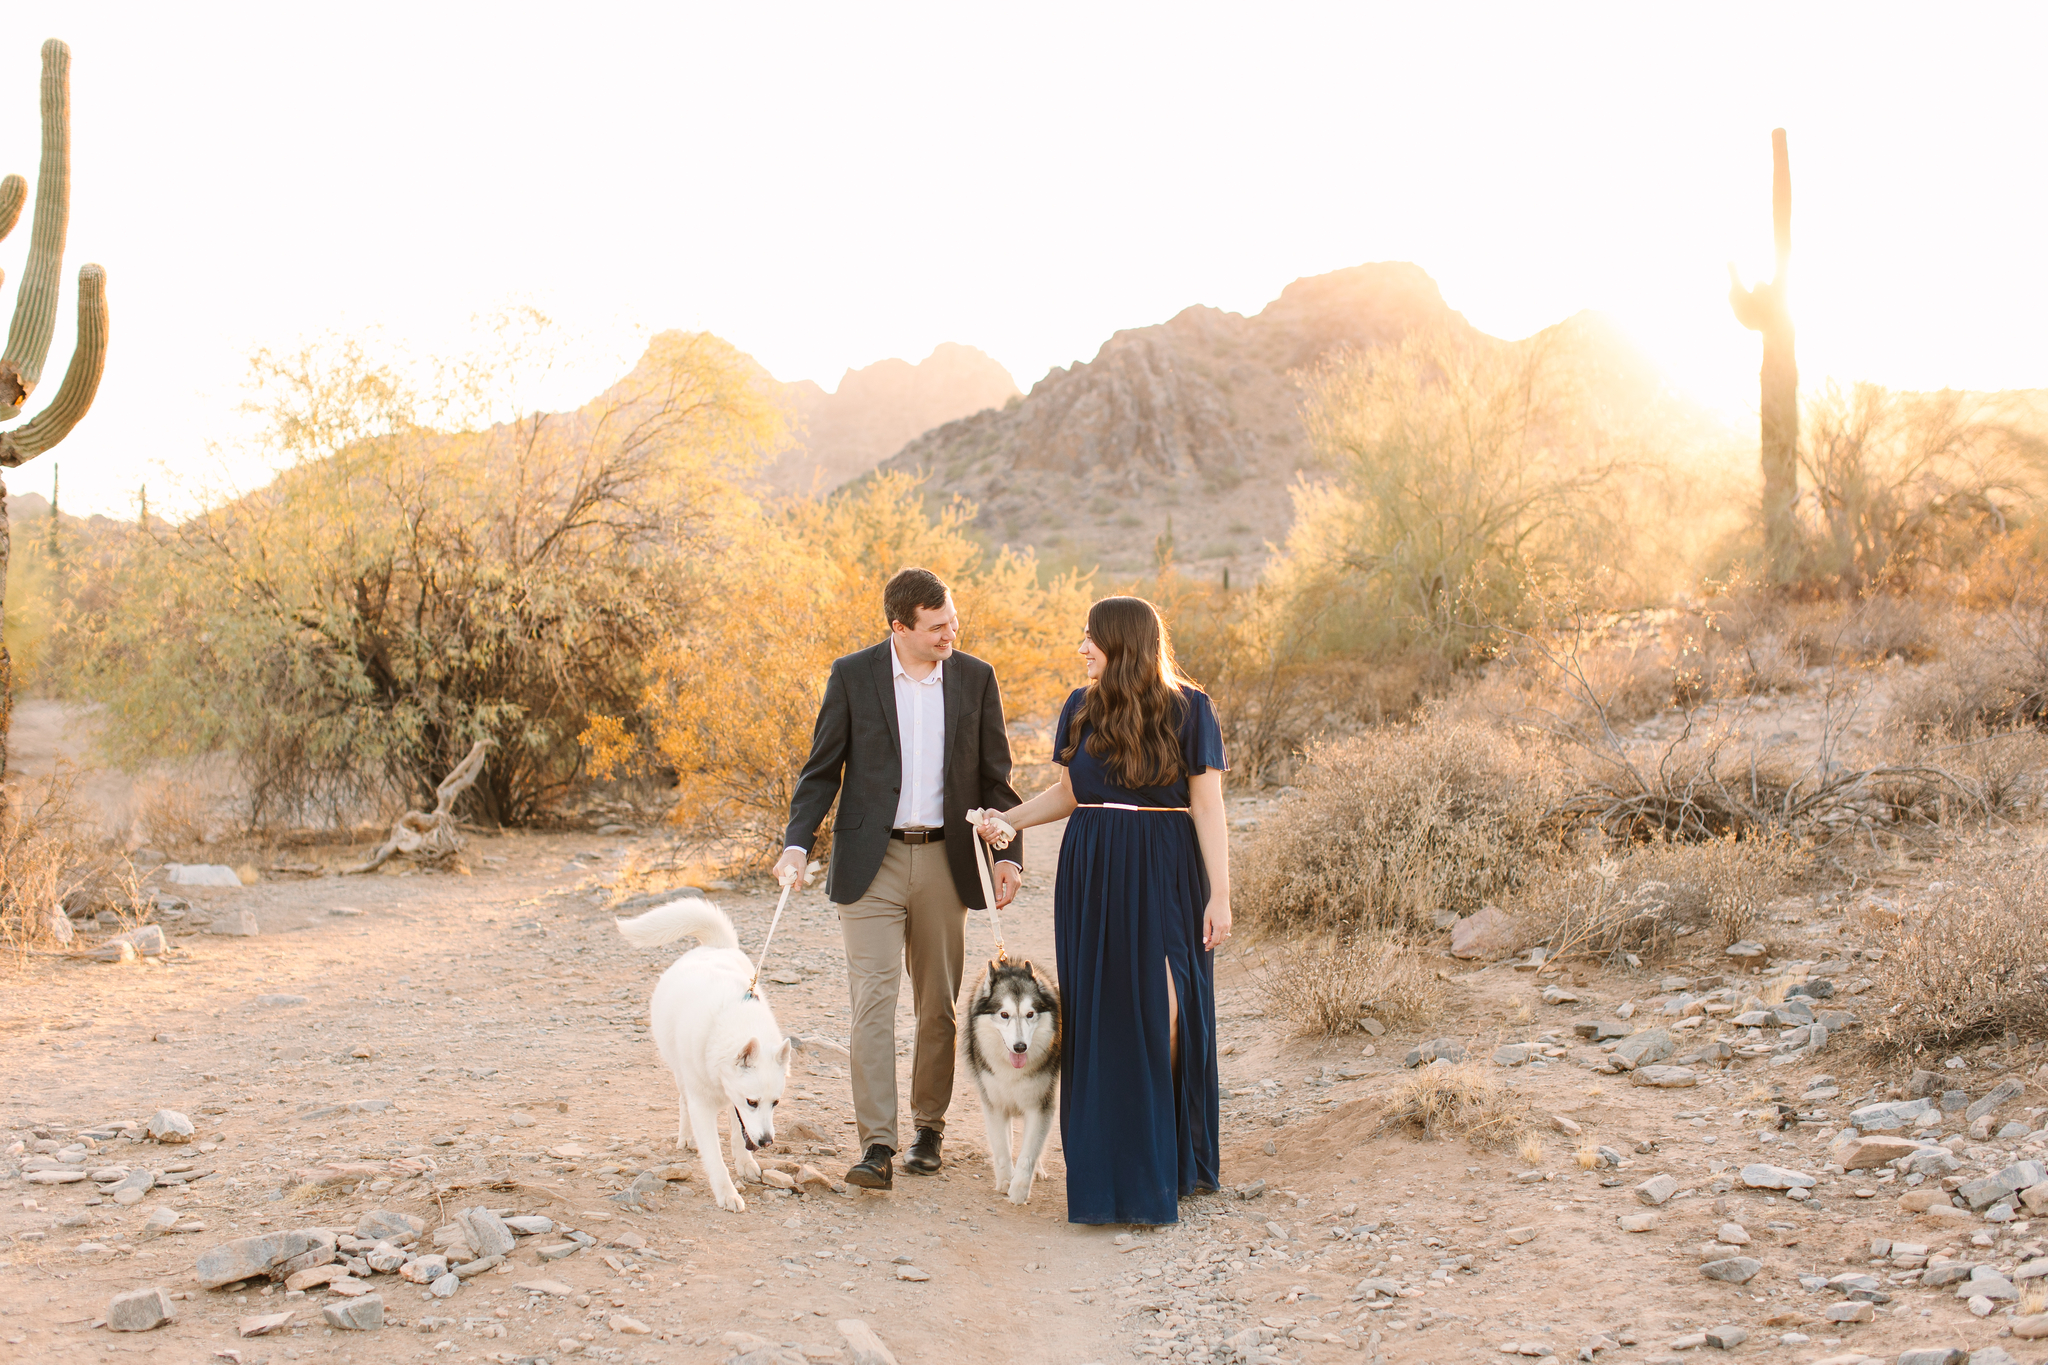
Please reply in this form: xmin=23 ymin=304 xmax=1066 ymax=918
xmin=892 ymin=595 xmax=959 ymax=664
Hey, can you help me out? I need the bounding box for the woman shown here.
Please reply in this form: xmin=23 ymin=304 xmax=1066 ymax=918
xmin=975 ymin=596 xmax=1229 ymax=1225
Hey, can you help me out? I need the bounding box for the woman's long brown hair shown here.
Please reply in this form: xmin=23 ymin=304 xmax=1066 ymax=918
xmin=1061 ymin=596 xmax=1200 ymax=789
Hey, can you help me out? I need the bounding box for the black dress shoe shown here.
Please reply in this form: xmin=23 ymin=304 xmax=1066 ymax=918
xmin=902 ymin=1127 xmax=943 ymax=1175
xmin=845 ymin=1144 xmax=894 ymax=1189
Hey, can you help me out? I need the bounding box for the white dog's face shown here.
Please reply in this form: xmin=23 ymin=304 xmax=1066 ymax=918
xmin=724 ymin=1037 xmax=792 ymax=1150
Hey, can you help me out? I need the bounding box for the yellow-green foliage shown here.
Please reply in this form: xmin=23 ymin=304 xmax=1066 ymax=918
xmin=586 ymin=471 xmax=1091 ymax=853
xmin=78 ymin=319 xmax=784 ymax=826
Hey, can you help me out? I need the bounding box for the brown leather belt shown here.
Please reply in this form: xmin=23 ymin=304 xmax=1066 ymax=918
xmin=891 ymin=827 xmax=944 ymax=844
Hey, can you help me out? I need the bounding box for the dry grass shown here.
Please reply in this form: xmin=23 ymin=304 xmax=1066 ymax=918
xmin=1256 ymin=931 xmax=1445 ymax=1037
xmin=1238 ymin=716 xmax=1563 ymax=936
xmin=1863 ymin=844 xmax=2048 ymax=1056
xmin=1381 ymin=1062 xmax=1530 ymax=1147
xmin=0 ymin=765 xmax=117 ymax=964
xmin=1892 ymin=604 xmax=2048 ymax=739
xmin=1515 ymin=1133 xmax=1546 ymax=1165
xmin=1503 ymin=834 xmax=1803 ymax=962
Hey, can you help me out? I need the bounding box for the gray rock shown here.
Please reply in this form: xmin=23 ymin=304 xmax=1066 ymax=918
xmin=1632 ymin=1066 xmax=1697 ymax=1088
xmin=166 ymin=863 xmax=243 ymax=887
xmin=355 ymin=1209 xmax=423 ymax=1243
xmin=106 ymin=1286 xmax=174 ymax=1332
xmin=1960 ymin=1160 xmax=2048 ymax=1211
xmin=453 ymin=1254 xmax=502 ymax=1279
xmin=136 ymin=1207 xmax=179 ymax=1240
xmin=1847 ymin=1097 xmax=1933 ymax=1131
xmin=1909 ymin=1068 xmax=1943 ymax=1097
xmin=1493 ymin=1044 xmax=1532 ymax=1066
xmin=836 ymin=1318 xmax=901 ymax=1365
xmin=194 ymin=1230 xmax=328 ymax=1289
xmin=1958 ymin=1272 xmax=2018 ymax=1301
xmin=610 ymin=1170 xmax=666 ymax=1208
xmin=1723 ymin=941 xmax=1766 ymax=959
xmin=1923 ymin=1262 xmax=1982 ymax=1287
xmin=1998 ymin=1122 xmax=2032 ymax=1139
xmin=1786 ymin=978 xmax=1833 ymax=999
xmin=322 ymin=1294 xmax=384 ymax=1330
xmin=202 ymin=909 xmax=260 ymax=936
xmin=1403 ymin=1038 xmax=1467 ymax=1068
xmin=1967 ymin=1079 xmax=2026 ymax=1122
xmin=1635 ymin=1175 xmax=1679 ymax=1206
xmin=109 ymin=1169 xmax=158 ymax=1205
xmin=1896 ymin=1353 xmax=1965 ymax=1365
xmin=365 ymin=1242 xmax=406 ymax=1272
xmin=108 ymin=925 xmax=168 ymax=956
xmin=1700 ymin=1257 xmax=1762 ymax=1284
xmin=429 ymin=1271 xmax=460 ymax=1297
xmin=1612 ymin=1028 xmax=1676 ymax=1069
xmin=1775 ymin=996 xmax=1815 ymax=1024
xmin=400 ymin=1254 xmax=449 ymax=1283
xmin=503 ymin=1215 xmax=553 ymax=1235
xmin=1969 ymin=1349 xmax=2020 ymax=1365
xmin=1449 ymin=905 xmax=1514 ymax=959
xmin=145 ymin=1109 xmax=193 ymax=1143
xmin=455 ymin=1206 xmax=516 ymax=1259
xmin=1739 ymin=1163 xmax=1816 ymax=1190
xmin=1704 ymin=1326 xmax=1748 ymax=1349
xmin=1572 ymin=1019 xmax=1629 ymax=1041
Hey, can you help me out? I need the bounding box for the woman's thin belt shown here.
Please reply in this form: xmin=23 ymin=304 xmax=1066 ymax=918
xmin=1073 ymin=803 xmax=1189 ymax=812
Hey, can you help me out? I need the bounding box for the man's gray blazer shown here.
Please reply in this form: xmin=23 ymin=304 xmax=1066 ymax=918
xmin=783 ymin=641 xmax=1022 ymax=908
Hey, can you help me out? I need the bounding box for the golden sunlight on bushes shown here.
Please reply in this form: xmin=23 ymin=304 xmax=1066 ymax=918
xmin=583 ymin=472 xmax=1090 ymax=854
xmin=1255 ymin=930 xmax=1445 ymax=1037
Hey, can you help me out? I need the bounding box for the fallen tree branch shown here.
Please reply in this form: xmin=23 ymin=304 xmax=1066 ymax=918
xmin=343 ymin=739 xmax=491 ymax=874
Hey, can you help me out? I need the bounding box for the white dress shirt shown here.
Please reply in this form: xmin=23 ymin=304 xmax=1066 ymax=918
xmin=891 ymin=642 xmax=947 ymax=829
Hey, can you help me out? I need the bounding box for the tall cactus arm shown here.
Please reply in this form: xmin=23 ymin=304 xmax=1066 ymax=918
xmin=0 ymin=172 xmax=23 ymax=240
xmin=0 ymin=39 xmax=70 ymax=417
xmin=0 ymin=262 xmax=104 ymax=468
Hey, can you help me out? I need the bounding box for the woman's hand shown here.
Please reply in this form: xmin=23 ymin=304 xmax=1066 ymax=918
xmin=965 ymin=807 xmax=1017 ymax=850
xmin=1202 ymin=896 xmax=1232 ymax=952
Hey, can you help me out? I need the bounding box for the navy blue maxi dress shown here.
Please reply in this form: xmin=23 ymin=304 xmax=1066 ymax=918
xmin=1053 ymin=683 xmax=1225 ymax=1225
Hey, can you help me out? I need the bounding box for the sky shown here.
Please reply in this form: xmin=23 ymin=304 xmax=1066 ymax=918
xmin=7 ymin=1 xmax=2048 ymax=517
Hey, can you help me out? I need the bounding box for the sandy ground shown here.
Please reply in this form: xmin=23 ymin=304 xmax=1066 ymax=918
xmin=3 ymin=693 xmax=2047 ymax=1364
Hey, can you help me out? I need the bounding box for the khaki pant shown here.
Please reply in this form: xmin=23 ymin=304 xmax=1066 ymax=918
xmin=838 ymin=839 xmax=966 ymax=1152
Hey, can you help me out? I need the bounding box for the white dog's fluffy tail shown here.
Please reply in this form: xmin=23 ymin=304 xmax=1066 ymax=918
xmin=615 ymin=896 xmax=739 ymax=952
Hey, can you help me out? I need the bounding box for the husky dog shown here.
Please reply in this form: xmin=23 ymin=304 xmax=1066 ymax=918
xmin=616 ymin=897 xmax=790 ymax=1213
xmin=960 ymin=956 xmax=1061 ymax=1204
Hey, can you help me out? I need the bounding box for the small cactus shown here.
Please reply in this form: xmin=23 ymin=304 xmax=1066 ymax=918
xmin=0 ymin=38 xmax=108 ymax=779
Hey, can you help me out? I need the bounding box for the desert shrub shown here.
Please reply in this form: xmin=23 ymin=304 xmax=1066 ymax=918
xmin=1257 ymin=930 xmax=1445 ymax=1036
xmin=1381 ymin=1061 xmax=1529 ymax=1147
xmin=1504 ymin=835 xmax=1803 ymax=962
xmin=1892 ymin=603 xmax=2048 ymax=739
xmin=79 ymin=317 xmax=783 ymax=827
xmin=1238 ymin=715 xmax=1563 ymax=936
xmin=586 ymin=472 xmax=1091 ymax=855
xmin=1273 ymin=327 xmax=1626 ymax=663
xmin=1863 ymin=845 xmax=2048 ymax=1055
xmin=1795 ymin=382 xmax=2045 ymax=596
xmin=0 ymin=766 xmax=117 ymax=962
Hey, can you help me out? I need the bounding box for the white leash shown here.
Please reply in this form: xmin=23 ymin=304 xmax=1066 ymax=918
xmin=965 ymin=809 xmax=1017 ymax=962
xmin=751 ymin=875 xmax=797 ymax=993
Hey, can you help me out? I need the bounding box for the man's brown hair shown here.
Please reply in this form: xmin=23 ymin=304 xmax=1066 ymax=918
xmin=883 ymin=567 xmax=950 ymax=631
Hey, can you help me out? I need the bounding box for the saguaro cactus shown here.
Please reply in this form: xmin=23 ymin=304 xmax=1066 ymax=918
xmin=0 ymin=38 xmax=108 ymax=779
xmin=1727 ymin=128 xmax=1797 ymax=581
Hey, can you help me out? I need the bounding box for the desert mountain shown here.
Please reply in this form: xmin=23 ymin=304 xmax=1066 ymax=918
xmin=762 ymin=343 xmax=1019 ymax=495
xmin=872 ymin=263 xmax=1738 ymax=578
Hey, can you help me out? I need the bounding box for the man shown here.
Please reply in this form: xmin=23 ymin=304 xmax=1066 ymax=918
xmin=774 ymin=567 xmax=1022 ymax=1190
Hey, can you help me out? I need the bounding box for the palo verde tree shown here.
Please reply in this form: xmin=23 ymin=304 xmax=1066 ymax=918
xmin=0 ymin=39 xmax=109 ymax=778
xmin=1727 ymin=128 xmax=1796 ymax=582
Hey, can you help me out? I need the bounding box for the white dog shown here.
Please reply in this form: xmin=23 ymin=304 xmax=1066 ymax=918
xmin=616 ymin=897 xmax=790 ymax=1213
xmin=961 ymin=956 xmax=1061 ymax=1204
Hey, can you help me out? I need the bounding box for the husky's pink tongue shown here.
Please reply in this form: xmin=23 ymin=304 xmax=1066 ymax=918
xmin=1010 ymin=1053 xmax=1026 ymax=1069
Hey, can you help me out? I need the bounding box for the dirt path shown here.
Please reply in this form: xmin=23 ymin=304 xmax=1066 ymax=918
xmin=3 ymin=804 xmax=2045 ymax=1365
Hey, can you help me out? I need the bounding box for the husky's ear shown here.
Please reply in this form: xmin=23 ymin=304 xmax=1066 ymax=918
xmin=736 ymin=1038 xmax=759 ymax=1068
xmin=988 ymin=958 xmax=1003 ymax=979
xmin=1014 ymin=958 xmax=1032 ymax=977
xmin=776 ymin=1037 xmax=793 ymax=1068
